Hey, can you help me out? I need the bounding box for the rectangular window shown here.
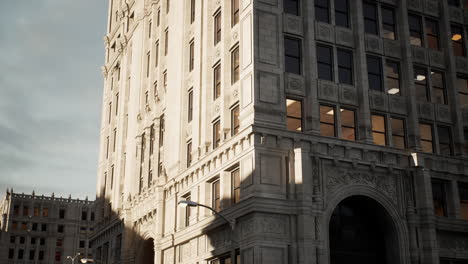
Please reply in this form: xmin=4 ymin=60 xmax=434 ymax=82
xmin=367 ymin=56 xmax=383 ymax=91
xmin=108 ymin=102 xmax=112 ymax=123
xmin=155 ymin=41 xmax=159 ymax=67
xmin=457 ymin=76 xmax=468 ymax=109
xmin=372 ymin=114 xmax=386 ymax=146
xmin=335 ymin=0 xmax=349 ymax=28
xmin=420 ymin=123 xmax=434 ymax=153
xmin=57 ymin=225 xmax=64 ymax=233
xmin=214 ymin=64 xmax=221 ymax=99
xmin=465 ymin=127 xmax=468 ymax=154
xmin=39 ymin=250 xmax=44 ymax=260
xmin=214 ymin=12 xmax=222 ymax=44
xmin=438 ymin=126 xmax=453 ymax=156
xmin=56 ymin=238 xmax=63 ymax=247
xmin=148 ymin=20 xmax=152 ymax=38
xmin=432 ymin=179 xmax=448 ymax=217
xmin=34 ymin=207 xmax=39 ymax=216
xmin=382 ymin=7 xmax=397 ymax=40
xmin=190 ymin=0 xmax=196 ymax=23
xmin=231 ymin=105 xmax=240 ymax=136
xmin=341 ymin=108 xmax=356 ymax=141
xmin=285 ymin=0 xmax=300 ymax=16
xmin=232 ymin=168 xmax=241 ymax=204
xmin=110 ymin=165 xmax=114 ymax=189
xmin=320 ymin=105 xmax=336 ymax=137
xmin=10 ymin=236 xmax=15 ymax=243
xmin=13 ymin=205 xmax=19 ymax=215
xmin=317 ymin=45 xmax=333 ymax=81
xmin=23 ymin=206 xmax=28 ymax=216
xmin=425 ymin=19 xmax=439 ymax=50
xmin=459 ymin=182 xmax=468 ymax=220
xmin=146 ymin=51 xmax=151 ymax=77
xmin=79 ymin=240 xmax=86 ymax=248
xmin=231 ymin=46 xmax=240 ymax=83
xmin=364 ymin=2 xmax=378 ymax=35
xmin=18 ymin=249 xmax=24 ymax=260
xmin=115 ymin=93 xmax=119 ymax=115
xmin=59 ymin=209 xmax=65 ymax=219
xmin=188 ymin=90 xmax=193 ymax=122
xmin=29 ymin=250 xmax=35 ymax=260
xmin=337 ymin=49 xmax=353 ymax=85
xmin=187 ymin=141 xmax=192 ymax=167
xmin=163 ymin=71 xmax=168 ymax=89
xmin=385 ymin=61 xmax=400 ymax=95
xmin=55 ymin=251 xmax=61 ymax=262
xmin=166 ymin=0 xmax=170 ymax=13
xmin=212 ymin=180 xmax=221 ymax=212
xmin=164 ymin=28 xmax=169 ymax=55
xmin=213 ymin=120 xmax=221 ymax=149
xmin=159 ymin=114 xmax=165 ymax=147
xmin=315 ymin=0 xmax=329 ymax=23
xmin=408 ymin=14 xmax=423 ymax=46
xmin=451 ymin=24 xmax=465 ymax=56
xmin=189 ymin=40 xmax=195 ymax=72
xmin=391 ymin=117 xmax=406 ymax=149
xmin=113 ymin=128 xmax=117 ymax=152
xmin=285 ymin=37 xmax=302 ymax=75
xmin=432 ymin=71 xmax=446 ymax=104
xmin=42 ymin=208 xmax=49 ymax=217
xmin=157 ymin=9 xmax=161 ymax=26
xmin=286 ymin=99 xmax=302 ymax=132
xmin=106 ymin=136 xmax=109 ymax=158
xmin=8 ymin=249 xmax=14 ymax=259
xmin=414 ymin=67 xmax=429 ymax=102
xmin=232 ymin=0 xmax=240 ymax=25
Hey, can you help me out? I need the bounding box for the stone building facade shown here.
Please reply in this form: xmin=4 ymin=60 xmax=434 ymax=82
xmin=0 ymin=190 xmax=95 ymax=264
xmin=92 ymin=0 xmax=468 ymax=263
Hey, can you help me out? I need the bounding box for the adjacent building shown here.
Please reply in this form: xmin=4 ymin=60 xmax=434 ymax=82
xmin=0 ymin=190 xmax=95 ymax=263
xmin=92 ymin=0 xmax=468 ymax=264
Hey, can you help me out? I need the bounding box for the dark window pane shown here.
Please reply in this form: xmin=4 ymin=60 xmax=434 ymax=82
xmin=432 ymin=180 xmax=447 ymax=217
xmin=287 ymin=99 xmax=302 ymax=131
xmin=285 ymin=0 xmax=300 ymax=15
xmin=285 ymin=37 xmax=301 ymax=74
xmin=335 ymin=0 xmax=349 ymax=28
xmin=409 ymin=15 xmax=423 ymax=46
xmin=364 ymin=3 xmax=378 ymax=34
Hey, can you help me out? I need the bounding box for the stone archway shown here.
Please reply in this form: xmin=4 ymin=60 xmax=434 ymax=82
xmin=328 ymin=195 xmax=399 ymax=264
xmin=140 ymin=238 xmax=155 ymax=264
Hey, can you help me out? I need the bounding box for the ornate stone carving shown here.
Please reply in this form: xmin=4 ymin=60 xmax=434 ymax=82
xmin=384 ymin=39 xmax=401 ymax=59
xmin=262 ymin=216 xmax=285 ymax=234
xmin=418 ymin=102 xmax=434 ymax=120
xmin=318 ymin=80 xmax=338 ymax=101
xmin=429 ymin=50 xmax=445 ymax=68
xmin=336 ymin=27 xmax=353 ymax=47
xmin=408 ymin=0 xmax=421 ymax=11
xmin=424 ymin=0 xmax=440 ymax=17
xmin=365 ymin=35 xmax=382 ymax=54
xmin=438 ymin=232 xmax=468 ymax=250
xmin=315 ymin=23 xmax=334 ymax=43
xmin=449 ymin=7 xmax=464 ymax=24
xmin=412 ymin=46 xmax=427 ymax=65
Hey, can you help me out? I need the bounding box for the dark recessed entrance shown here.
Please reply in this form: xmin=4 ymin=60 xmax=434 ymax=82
xmin=329 ymin=196 xmax=398 ymax=264
xmin=141 ymin=238 xmax=155 ymax=264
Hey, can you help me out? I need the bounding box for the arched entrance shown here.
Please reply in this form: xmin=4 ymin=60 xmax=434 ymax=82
xmin=329 ymin=196 xmax=399 ymax=264
xmin=140 ymin=238 xmax=155 ymax=264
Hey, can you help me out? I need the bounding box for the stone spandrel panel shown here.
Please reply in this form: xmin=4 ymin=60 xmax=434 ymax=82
xmin=408 ymin=0 xmax=422 ymax=12
xmin=257 ymin=11 xmax=279 ymax=66
xmin=456 ymin=56 xmax=468 ymax=75
xmin=261 ymin=247 xmax=286 ymax=264
xmin=242 ymin=14 xmax=253 ymax=70
xmin=283 ymin=14 xmax=302 ymax=36
xmin=412 ymin=46 xmax=428 ymax=65
xmin=424 ymin=0 xmax=440 ymax=17
xmin=365 ymin=35 xmax=383 ymax=55
xmin=369 ymin=91 xmax=388 ymax=112
xmin=389 ymin=94 xmax=407 ymax=115
xmin=258 ymin=71 xmax=280 ymax=104
xmin=436 ymin=104 xmax=452 ymax=124
xmin=260 ymin=154 xmax=282 ymax=186
xmin=418 ymin=102 xmax=435 ymax=120
xmin=241 ymin=153 xmax=254 ymax=187
xmin=285 ymin=73 xmax=305 ymax=96
xmin=429 ymin=49 xmax=445 ymax=69
xmin=335 ymin=27 xmax=354 ymax=48
xmin=318 ymin=80 xmax=338 ymax=102
xmin=339 ymin=84 xmax=358 ymax=106
xmin=242 ymin=248 xmax=254 ymax=264
xmin=163 ymin=248 xmax=174 ymax=264
xmin=437 ymin=231 xmax=468 ymax=253
xmin=449 ymin=6 xmax=464 ymax=24
xmin=242 ymin=74 xmax=253 ymax=108
xmin=383 ymin=39 xmax=401 ymax=59
xmin=315 ymin=22 xmax=335 ymax=44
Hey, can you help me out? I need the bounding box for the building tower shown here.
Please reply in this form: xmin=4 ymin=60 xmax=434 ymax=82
xmin=91 ymin=0 xmax=468 ymax=264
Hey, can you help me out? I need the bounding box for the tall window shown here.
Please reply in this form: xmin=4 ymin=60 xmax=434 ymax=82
xmin=285 ymin=0 xmax=300 ymax=16
xmin=382 ymin=7 xmax=397 ymax=40
xmin=315 ymin=0 xmax=330 ymax=23
xmin=385 ymin=61 xmax=400 ymax=95
xmin=391 ymin=117 xmax=406 ymax=149
xmin=146 ymin=51 xmax=151 ymax=77
xmin=157 ymin=9 xmax=161 ymax=26
xmin=214 ymin=12 xmax=222 ymax=44
xmin=457 ymin=75 xmax=468 ymax=109
xmin=163 ymin=70 xmax=168 ymax=90
xmin=188 ymin=90 xmax=193 ymax=122
xmin=214 ymin=64 xmax=221 ymax=99
xmin=115 ymin=93 xmax=119 ymax=115
xmin=414 ymin=67 xmax=429 ymax=102
xmin=372 ymin=114 xmax=386 ymax=146
xmin=189 ymin=40 xmax=195 ymax=72
xmin=155 ymin=41 xmax=159 ymax=67
xmin=367 ymin=56 xmax=383 ymax=91
xmin=317 ymin=45 xmax=333 ymax=81
xmin=212 ymin=180 xmax=221 ymax=212
xmin=108 ymin=102 xmax=112 ymax=123
xmin=432 ymin=71 xmax=446 ymax=104
xmin=465 ymin=127 xmax=468 ymax=154
xmin=425 ymin=19 xmax=439 ymax=50
xmin=408 ymin=14 xmax=423 ymax=46
xmin=432 ymin=179 xmax=448 ymax=217
xmin=148 ymin=20 xmax=152 ymax=38
xmin=320 ymin=105 xmax=336 ymax=137
xmin=190 ymin=0 xmax=196 ymax=23
xmin=232 ymin=168 xmax=241 ymax=204
xmin=448 ymin=0 xmax=460 ymax=6
xmin=231 ymin=105 xmax=240 ymax=136
xmin=451 ymin=24 xmax=465 ymax=56
xmin=183 ymin=194 xmax=191 ymax=227
xmin=363 ymin=2 xmax=378 ymax=35
xmin=438 ymin=126 xmax=453 ymax=156
xmin=166 ymin=0 xmax=170 ymax=13
xmin=159 ymin=114 xmax=165 ymax=147
xmin=106 ymin=136 xmax=109 ymax=159
xmin=213 ymin=120 xmax=221 ymax=148
xmin=459 ymin=182 xmax=468 ymax=220
xmin=232 ymin=0 xmax=240 ymax=25
xmin=285 ymin=37 xmax=302 ymax=75
xmin=164 ymin=28 xmax=169 ymax=55
xmin=231 ymin=46 xmax=240 ymax=83
xmin=337 ymin=49 xmax=353 ymax=85
xmin=341 ymin=108 xmax=356 ymax=141
xmin=335 ymin=0 xmax=349 ymax=28
xmin=286 ymin=99 xmax=302 ymax=131
xmin=420 ymin=123 xmax=434 ymax=153
xmin=187 ymin=141 xmax=192 ymax=167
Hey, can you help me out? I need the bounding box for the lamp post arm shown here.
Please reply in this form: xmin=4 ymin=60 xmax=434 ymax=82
xmin=196 ymin=204 xmax=235 ymax=230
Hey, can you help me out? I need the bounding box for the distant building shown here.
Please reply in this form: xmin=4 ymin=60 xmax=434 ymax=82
xmin=0 ymin=190 xmax=95 ymax=263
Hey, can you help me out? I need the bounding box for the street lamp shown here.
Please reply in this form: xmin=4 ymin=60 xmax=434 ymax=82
xmin=66 ymin=253 xmax=80 ymax=264
xmin=177 ymin=200 xmax=235 ymax=230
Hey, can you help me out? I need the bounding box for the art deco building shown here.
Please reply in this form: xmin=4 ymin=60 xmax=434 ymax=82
xmin=0 ymin=190 xmax=95 ymax=263
xmin=92 ymin=0 xmax=468 ymax=263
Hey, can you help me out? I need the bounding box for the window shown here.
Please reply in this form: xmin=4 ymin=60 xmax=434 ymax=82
xmin=438 ymin=126 xmax=453 ymax=156
xmin=20 ymin=236 xmax=25 ymax=244
xmin=231 ymin=105 xmax=240 ymax=136
xmin=57 ymin=225 xmax=64 ymax=233
xmin=414 ymin=67 xmax=429 ymax=102
xmin=337 ymin=49 xmax=353 ymax=85
xmin=189 ymin=40 xmax=195 ymax=72
xmin=164 ymin=28 xmax=169 ymax=55
xmin=59 ymin=209 xmax=65 ymax=219
xmin=157 ymin=9 xmax=161 ymax=26
xmin=80 ymin=240 xmax=86 ymax=248
xmin=82 ymin=211 xmax=88 ymax=221
xmin=457 ymin=76 xmax=468 ymax=109
xmin=113 ymin=128 xmax=117 ymax=152
xmin=10 ymin=236 xmax=15 ymax=243
xmin=408 ymin=14 xmax=423 ymax=46
xmin=286 ymin=99 xmax=302 ymax=132
xmin=212 ymin=180 xmax=221 ymax=212
xmin=39 ymin=250 xmax=45 ymax=260
xmin=432 ymin=179 xmax=448 ymax=217
xmin=425 ymin=19 xmax=439 ymax=50
xmin=420 ymin=123 xmax=434 ymax=153
xmin=188 ymin=90 xmax=193 ymax=122
xmin=448 ymin=0 xmax=460 ymax=6
xmin=231 ymin=46 xmax=240 ymax=83
xmin=317 ymin=45 xmax=333 ymax=81
xmin=34 ymin=207 xmax=39 ymax=216
xmin=56 ymin=238 xmax=63 ymax=247
xmin=285 ymin=37 xmax=302 ymax=75
xmin=465 ymin=128 xmax=468 ymax=154
xmin=459 ymin=182 xmax=468 ymax=220
xmin=382 ymin=7 xmax=397 ymax=40
xmin=163 ymin=70 xmax=168 ymax=90
xmin=232 ymin=0 xmax=240 ymax=25
xmin=106 ymin=136 xmax=110 ymax=159
xmin=115 ymin=93 xmax=119 ymax=115
xmin=432 ymin=71 xmax=446 ymax=104
xmin=232 ymin=168 xmax=241 ymax=204
xmin=367 ymin=56 xmax=383 ymax=91
xmin=55 ymin=251 xmax=62 ymax=262
xmin=13 ymin=205 xmax=19 ymax=215
xmin=40 ymin=238 xmax=45 ymax=245
xmin=391 ymin=117 xmax=406 ymax=149
xmin=166 ymin=0 xmax=170 ymax=13
xmin=214 ymin=64 xmax=221 ymax=99
xmin=108 ymin=102 xmax=112 ymax=123
xmin=159 ymin=114 xmax=165 ymax=147
xmin=213 ymin=120 xmax=221 ymax=148
xmin=8 ymin=249 xmax=14 ymax=259
xmin=335 ymin=0 xmax=349 ymax=28
xmin=18 ymin=249 xmax=24 ymax=260
xmin=341 ymin=109 xmax=356 ymax=141
xmin=372 ymin=114 xmax=386 ymax=146
xmin=12 ymin=221 xmax=18 ymax=230
xmin=315 ymin=0 xmax=329 ymax=23
xmin=452 ymin=25 xmax=465 ymax=56
xmin=148 ymin=20 xmax=152 ymax=38
xmin=190 ymin=0 xmax=196 ymax=23
xmin=214 ymin=12 xmax=222 ymax=44
xmin=320 ymin=105 xmax=336 ymax=137
xmin=41 ymin=223 xmax=47 ymax=231
xmin=187 ymin=141 xmax=192 ymax=167
xmin=210 ymin=255 xmax=232 ymax=264
xmin=23 ymin=206 xmax=29 ymax=216
xmin=385 ymin=61 xmax=400 ymax=95
xmin=111 ymin=165 xmax=114 ymax=189
xmin=32 ymin=223 xmax=38 ymax=231
xmin=29 ymin=250 xmax=35 ymax=260
xmin=31 ymin=237 xmax=36 ymax=244
xmin=155 ymin=41 xmax=159 ymax=67
xmin=21 ymin=222 xmax=27 ymax=230
xmin=146 ymin=51 xmax=151 ymax=77
xmin=363 ymin=2 xmax=378 ymax=35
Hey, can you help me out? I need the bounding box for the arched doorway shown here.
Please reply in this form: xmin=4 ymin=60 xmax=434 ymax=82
xmin=141 ymin=238 xmax=155 ymax=264
xmin=329 ymin=196 xmax=399 ymax=264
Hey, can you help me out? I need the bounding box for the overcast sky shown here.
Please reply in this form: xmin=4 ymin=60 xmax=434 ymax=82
xmin=0 ymin=1 xmax=108 ymax=199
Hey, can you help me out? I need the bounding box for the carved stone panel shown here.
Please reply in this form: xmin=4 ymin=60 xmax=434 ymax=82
xmin=383 ymin=39 xmax=401 ymax=59
xmin=438 ymin=231 xmax=468 ymax=251
xmin=285 ymin=73 xmax=305 ymax=96
xmin=389 ymin=95 xmax=407 ymax=115
xmin=436 ymin=104 xmax=452 ymax=124
xmin=449 ymin=7 xmax=464 ymax=24
xmin=315 ymin=22 xmax=335 ymax=44
xmin=258 ymin=71 xmax=280 ymax=104
xmin=365 ymin=35 xmax=383 ymax=54
xmin=283 ymin=14 xmax=302 ymax=36
xmin=260 ymin=154 xmax=282 ymax=186
xmin=418 ymin=102 xmax=435 ymax=120
xmin=257 ymin=11 xmax=279 ymax=66
xmin=429 ymin=49 xmax=445 ymax=69
xmin=369 ymin=91 xmax=388 ymax=112
xmin=412 ymin=46 xmax=428 ymax=65
xmin=261 ymin=247 xmax=285 ymax=264
xmin=424 ymin=0 xmax=440 ymax=17
xmin=408 ymin=0 xmax=422 ymax=12
xmin=318 ymin=80 xmax=338 ymax=102
xmin=339 ymin=85 xmax=358 ymax=106
xmin=335 ymin=27 xmax=354 ymax=48
xmin=456 ymin=56 xmax=468 ymax=75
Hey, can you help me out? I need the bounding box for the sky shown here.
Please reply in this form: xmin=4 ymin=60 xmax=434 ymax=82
xmin=0 ymin=1 xmax=108 ymax=199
